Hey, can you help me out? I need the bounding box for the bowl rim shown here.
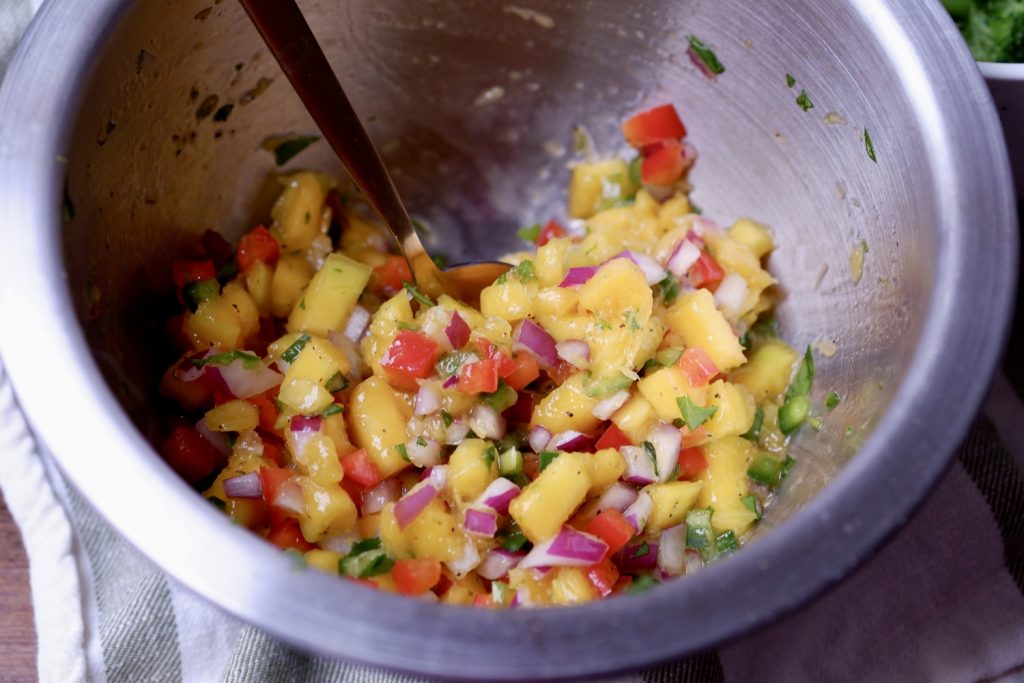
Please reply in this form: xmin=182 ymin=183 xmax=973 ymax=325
xmin=0 ymin=0 xmax=1017 ymax=679
xmin=978 ymin=61 xmax=1024 ymax=80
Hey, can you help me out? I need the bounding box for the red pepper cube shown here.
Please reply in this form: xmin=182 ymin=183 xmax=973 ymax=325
xmin=536 ymin=220 xmax=568 ymax=247
xmin=379 ymin=330 xmax=442 ymax=391
xmin=641 ymin=140 xmax=686 ymax=186
xmin=341 ymin=449 xmax=383 ymax=489
xmin=622 ymin=104 xmax=687 ymax=148
xmin=236 ymin=225 xmax=280 ymax=273
xmin=676 ymin=446 xmax=709 ymax=481
xmin=594 ymin=422 xmax=633 ymax=451
xmin=685 ymin=251 xmax=726 ymax=291
xmin=161 ymin=426 xmax=225 ymax=486
xmin=678 ymin=348 xmax=719 ymax=388
xmin=457 ymin=358 xmax=499 ymax=395
xmin=585 ymin=509 xmax=635 ymax=558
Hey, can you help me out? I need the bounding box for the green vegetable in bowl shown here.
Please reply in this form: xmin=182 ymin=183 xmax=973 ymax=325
xmin=943 ymin=0 xmax=1024 ymax=63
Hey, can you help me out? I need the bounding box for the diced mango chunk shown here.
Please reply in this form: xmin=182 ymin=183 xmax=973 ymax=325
xmin=509 ymin=452 xmax=592 ymax=543
xmin=666 ymin=289 xmax=746 ymax=371
xmin=287 ymin=253 xmax=372 ymax=336
xmin=448 ymin=439 xmax=499 ymax=502
xmin=697 ymin=437 xmax=758 ymax=536
xmin=645 ymin=480 xmax=704 ymax=532
xmin=347 ymin=376 xmax=412 ymax=477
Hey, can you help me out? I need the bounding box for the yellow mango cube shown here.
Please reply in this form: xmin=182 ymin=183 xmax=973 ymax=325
xmin=347 ymin=376 xmax=413 ymax=477
xmin=270 ymin=254 xmax=314 ymax=319
xmin=322 ymin=412 xmax=355 ymax=457
xmin=379 ymin=499 xmax=463 ymax=562
xmin=298 ymin=478 xmax=357 ymax=542
xmin=271 ymin=171 xmax=328 ymax=253
xmin=645 ymin=480 xmax=704 ymax=532
xmin=287 ymin=253 xmax=372 ymax=336
xmin=729 ymin=339 xmax=799 ymax=402
xmin=705 ymin=380 xmax=756 ymax=440
xmin=480 ymin=279 xmax=536 ymax=322
xmin=577 ymin=258 xmax=653 ymax=323
xmin=447 ymin=439 xmax=499 ymax=502
xmin=278 ymin=377 xmax=333 ymax=414
xmin=186 ymin=297 xmax=242 ymax=351
xmin=586 ymin=448 xmax=626 ymax=492
xmin=549 ymin=567 xmax=598 ymax=605
xmin=304 ymin=549 xmax=344 ymax=574
xmin=666 ymin=289 xmax=746 ymax=371
xmin=509 ymin=451 xmax=592 ymax=543
xmin=204 ymin=400 xmax=259 ymax=432
xmin=221 ymin=282 xmax=259 ymax=340
xmin=611 ymin=395 xmax=659 ymax=445
xmin=284 ymin=337 xmax=350 ymax=386
xmin=531 ymin=374 xmax=603 ymax=435
xmin=698 ymin=437 xmax=758 ymax=536
xmin=569 ymin=159 xmax=634 ymax=219
xmin=638 ymin=365 xmax=708 ymax=422
xmin=288 ymin=432 xmax=344 ymax=485
xmin=729 ymin=218 xmax=775 ymax=259
xmin=361 ymin=292 xmax=414 ymax=378
xmin=244 ymin=260 xmax=274 ymax=314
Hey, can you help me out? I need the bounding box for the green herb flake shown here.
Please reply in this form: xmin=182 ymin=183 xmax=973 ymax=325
xmin=396 ymin=443 xmax=410 ymax=462
xmin=625 ymin=310 xmax=641 ymax=331
xmin=435 ymin=350 xmax=475 ymax=379
xmin=500 ymin=528 xmax=529 ymax=552
xmin=325 ymin=372 xmax=349 ymax=393
xmin=786 ymin=346 xmax=816 ymax=400
xmin=416 ymin=436 xmax=428 ymax=447
xmin=538 ymin=451 xmax=559 ymax=472
xmin=865 ymin=128 xmax=877 ymax=162
xmin=191 ymin=349 xmax=261 ymax=369
xmin=441 ymin=410 xmax=454 ymax=428
xmin=687 ymin=35 xmax=726 ymax=76
xmin=629 ymin=156 xmax=643 ymax=186
xmin=642 ymin=440 xmax=660 ymax=475
xmin=781 ymin=454 xmax=796 ymax=480
xmin=281 ymin=334 xmax=311 ymax=363
xmin=497 ymin=260 xmax=537 ymax=285
xmin=742 ymin=406 xmax=764 ymax=442
xmin=482 ymin=446 xmax=497 ymax=469
xmin=338 ymin=538 xmax=394 ymax=578
xmin=517 ymin=223 xmax=541 ymax=243
xmin=655 ymin=273 xmax=681 ymax=306
xmin=322 ymin=404 xmax=344 ymax=418
xmin=483 ymin=381 xmax=518 ymax=413
xmin=627 ymin=574 xmax=657 ymax=595
xmin=676 ymin=395 xmax=718 ymax=431
xmin=632 ymin=541 xmax=650 ymax=558
xmin=431 ymin=254 xmax=449 ymax=270
xmin=403 ymin=280 xmax=435 ymax=307
xmin=741 ymin=494 xmax=762 ymax=520
xmin=183 ymin=279 xmax=219 ymax=312
xmin=785 ymin=73 xmax=796 ymax=88
xmin=272 ymin=135 xmax=320 ymax=166
xmin=825 ymin=390 xmax=841 ymax=410
xmin=796 ymin=89 xmax=814 ymax=112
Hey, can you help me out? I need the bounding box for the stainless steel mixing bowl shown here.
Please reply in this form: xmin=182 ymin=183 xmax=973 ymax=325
xmin=0 ymin=0 xmax=1016 ymax=679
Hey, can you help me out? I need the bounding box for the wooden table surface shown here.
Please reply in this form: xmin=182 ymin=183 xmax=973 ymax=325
xmin=0 ymin=492 xmax=38 ymax=682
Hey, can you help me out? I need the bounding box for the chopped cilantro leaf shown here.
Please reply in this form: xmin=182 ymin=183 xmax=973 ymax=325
xmin=655 ymin=273 xmax=681 ymax=306
xmin=625 ymin=310 xmax=640 ymax=331
xmin=676 ymin=395 xmax=717 ymax=431
xmin=642 ymin=440 xmax=659 ymax=475
xmin=322 ymin=404 xmax=344 ymax=418
xmin=281 ymin=334 xmax=311 ymax=363
xmin=517 ymin=223 xmax=541 ymax=243
xmin=403 ymin=280 xmax=435 ymax=307
xmin=500 ymin=528 xmax=528 ymax=552
xmin=865 ymin=128 xmax=877 ymax=162
xmin=539 ymin=451 xmax=560 ymax=471
xmin=325 ymin=371 xmax=348 ymax=393
xmin=482 ymin=446 xmax=497 ymax=469
xmin=825 ymin=391 xmax=841 ymax=410
xmin=441 ymin=410 xmax=454 ymax=428
xmin=431 ymin=254 xmax=448 ymax=269
xmin=742 ymin=406 xmax=764 ymax=442
xmin=416 ymin=436 xmax=428 ymax=447
xmin=796 ymin=90 xmax=814 ymax=112
xmin=632 ymin=541 xmax=650 ymax=558
xmin=741 ymin=494 xmax=762 ymax=520
xmin=785 ymin=73 xmax=796 ymax=88
xmin=687 ymin=35 xmax=726 ymax=75
xmin=272 ymin=135 xmax=320 ymax=166
xmin=349 ymin=538 xmax=382 ymax=554
xmin=627 ymin=574 xmax=658 ymax=594
xmin=396 ymin=444 xmax=410 ymax=462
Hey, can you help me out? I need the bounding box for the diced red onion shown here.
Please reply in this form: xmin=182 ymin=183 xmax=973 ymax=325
xmin=519 ymin=525 xmax=609 ymax=569
xmin=463 ymin=507 xmax=498 ymax=537
xmin=658 ymin=525 xmax=687 ymax=576
xmin=469 ymin=405 xmax=506 ymax=440
xmin=195 ymin=418 xmax=231 ymax=456
xmin=474 ymin=478 xmax=521 ymax=515
xmin=592 ymin=390 xmax=630 ymax=421
xmin=684 ymin=549 xmax=704 ymax=574
xmin=622 ymin=490 xmax=654 ymax=533
xmin=714 ymin=273 xmax=748 ymax=316
xmin=546 ymin=430 xmax=596 ymax=453
xmin=477 ymin=549 xmax=525 ymax=580
xmin=442 ymin=375 xmax=458 ymax=389
xmin=571 ymin=482 xmax=639 ymax=528
xmin=425 ymin=464 xmax=449 ymax=490
xmin=404 ymin=437 xmax=442 ymax=468
xmin=361 ymin=478 xmax=400 ymax=515
xmin=223 ymin=471 xmax=262 ymax=499
xmin=621 ymin=445 xmax=658 ymax=485
xmin=512 ymin=319 xmax=559 ymax=369
xmin=211 ymin=356 xmax=283 ymax=400
xmin=555 ymin=339 xmax=590 ymax=370
xmin=527 ymin=426 xmax=552 ymax=453
xmin=343 ymin=305 xmax=371 ymax=343
xmin=445 ymin=311 xmax=471 ymax=349
xmin=446 ymin=539 xmax=482 ymax=578
xmin=444 ymin=419 xmax=470 ymax=445
xmin=667 ymin=239 xmax=702 ymax=278
xmin=414 ymin=383 xmax=442 ymax=416
xmin=270 ymin=477 xmax=304 ymax=515
xmin=290 ymin=415 xmax=322 ymax=432
xmin=394 ymin=482 xmax=439 ymax=530
xmin=613 ymin=251 xmax=667 ymax=286
xmin=647 ymin=422 xmax=682 ymax=484
xmin=620 ymin=541 xmax=659 ymax=571
xmin=558 ymin=265 xmax=599 ymax=287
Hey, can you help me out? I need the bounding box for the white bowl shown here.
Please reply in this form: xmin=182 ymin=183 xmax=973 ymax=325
xmin=980 ymin=62 xmax=1024 ymax=198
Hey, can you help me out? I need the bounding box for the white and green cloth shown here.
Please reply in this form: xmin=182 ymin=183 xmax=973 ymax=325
xmin=4 ymin=3 xmax=1024 ymax=681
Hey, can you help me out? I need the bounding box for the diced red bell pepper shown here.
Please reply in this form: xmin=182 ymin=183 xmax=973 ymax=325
xmin=523 ymin=452 xmax=541 ymax=481
xmin=373 ymin=255 xmax=413 ymax=296
xmin=686 ymin=252 xmax=726 ymax=291
xmin=546 ymin=360 xmax=576 ymax=386
xmin=433 ymin=572 xmax=454 ymax=597
xmin=457 ymin=358 xmax=499 ymax=395
xmin=267 ymin=519 xmax=314 ymax=552
xmin=476 ymin=339 xmax=519 ymax=378
xmin=585 ymin=509 xmax=635 ymax=558
xmin=677 ymin=446 xmax=708 ymax=481
xmin=236 ymin=225 xmax=280 ymax=273
xmin=341 ymin=449 xmax=383 ymax=489
xmin=585 ymin=558 xmax=621 ymax=598
xmin=536 ymin=220 xmax=568 ymax=247
xmin=641 ymin=140 xmax=686 ymax=186
xmin=472 ymin=594 xmax=496 ymax=608
xmin=392 ymin=558 xmax=442 ymax=596
xmin=160 ymin=426 xmax=225 ymax=486
xmin=380 ymin=330 xmax=442 ymax=391
xmin=159 ymin=361 xmax=215 ymax=412
xmin=622 ymin=104 xmax=687 ymax=148
xmin=594 ymin=422 xmax=633 ymax=451
xmin=679 ymin=348 xmax=719 ymax=388
xmin=259 ymin=466 xmax=296 ymax=507
xmin=172 ymin=260 xmax=217 ymax=302
xmin=502 ymin=353 xmax=540 ymax=390
xmin=248 ymin=389 xmax=282 ymax=435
